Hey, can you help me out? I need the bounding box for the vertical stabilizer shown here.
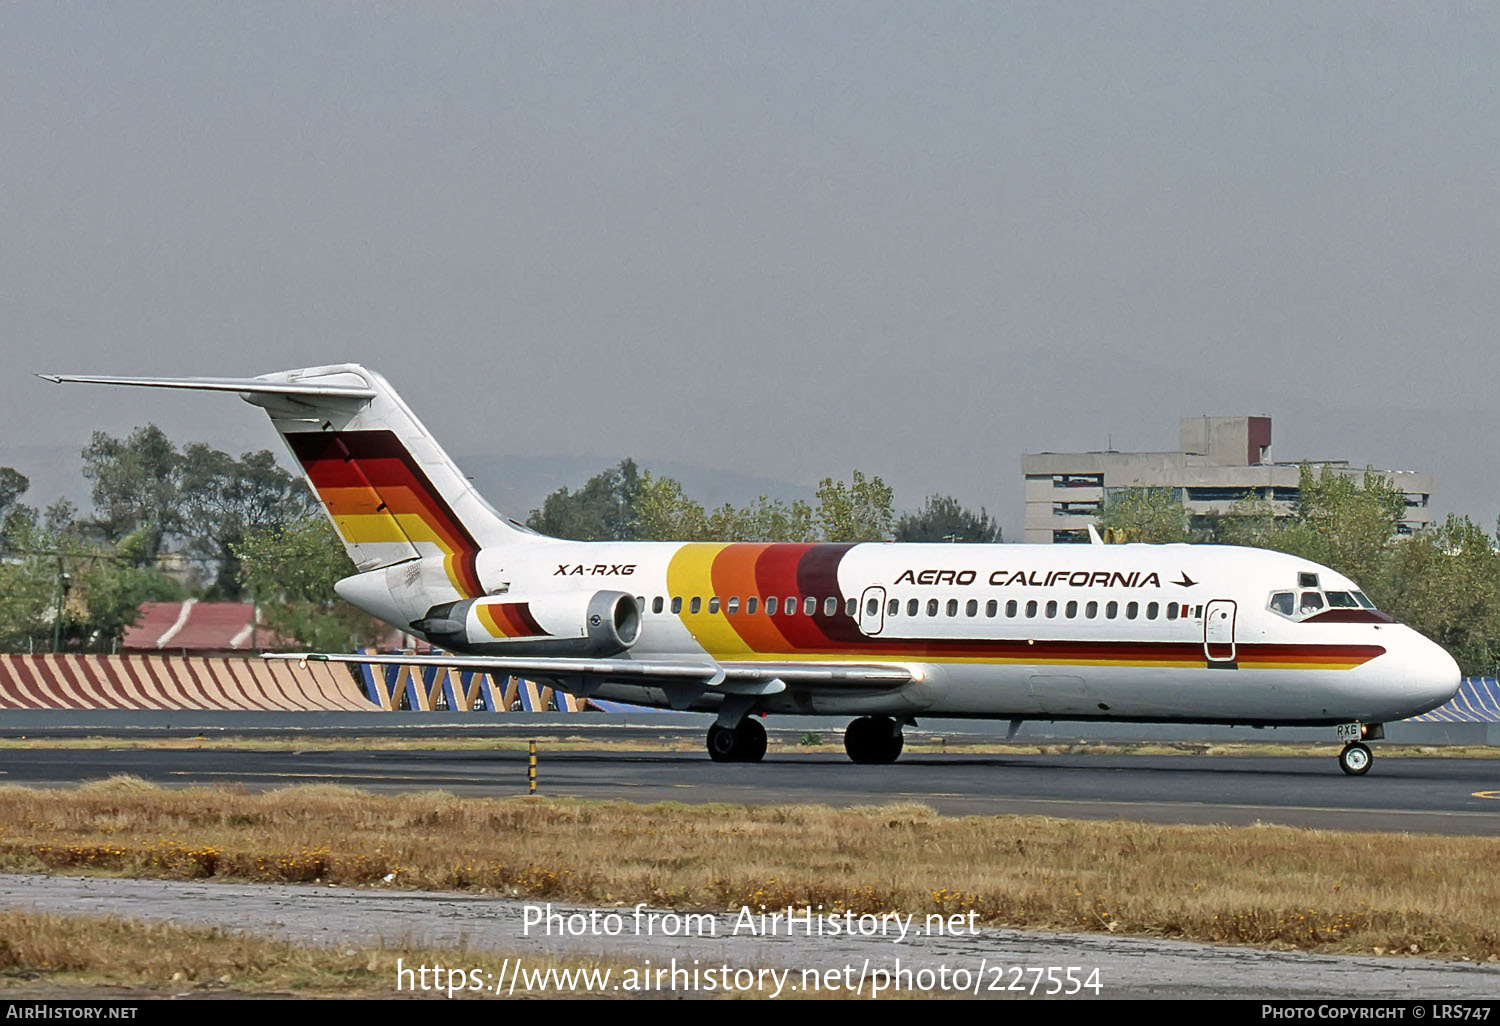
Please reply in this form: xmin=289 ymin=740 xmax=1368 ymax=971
xmin=42 ymin=364 xmax=543 ymax=598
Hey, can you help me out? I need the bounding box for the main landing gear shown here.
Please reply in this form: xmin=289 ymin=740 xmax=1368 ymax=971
xmin=844 ymin=716 xmax=904 ymax=764
xmin=706 ymin=718 xmax=767 ymax=763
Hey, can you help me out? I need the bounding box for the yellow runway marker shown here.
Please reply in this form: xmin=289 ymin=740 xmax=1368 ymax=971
xmin=1473 ymin=791 xmax=1500 ymax=801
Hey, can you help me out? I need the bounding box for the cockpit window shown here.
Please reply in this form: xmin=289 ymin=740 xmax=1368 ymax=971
xmin=1271 ymin=584 xmax=1384 ymax=621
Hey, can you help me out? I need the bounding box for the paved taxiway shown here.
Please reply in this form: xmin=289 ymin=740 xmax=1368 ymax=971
xmin=1 ymin=742 xmax=1496 ymax=834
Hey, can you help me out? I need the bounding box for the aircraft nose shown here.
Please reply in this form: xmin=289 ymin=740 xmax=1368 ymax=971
xmin=1398 ymin=630 xmax=1461 ymax=716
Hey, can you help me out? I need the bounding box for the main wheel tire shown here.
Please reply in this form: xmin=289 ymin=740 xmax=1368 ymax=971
xmin=844 ymin=716 xmax=904 ymax=764
xmin=1339 ymin=741 xmax=1372 ymax=776
xmin=707 ymin=723 xmax=739 ymax=762
xmin=734 ymin=718 xmax=767 ymax=763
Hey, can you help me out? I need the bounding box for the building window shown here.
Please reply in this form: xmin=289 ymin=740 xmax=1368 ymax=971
xmin=1053 ymin=473 xmax=1104 ymax=488
xmin=1052 ymin=529 xmax=1090 ymax=544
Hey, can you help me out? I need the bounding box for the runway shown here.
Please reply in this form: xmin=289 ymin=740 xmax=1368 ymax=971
xmin=2 ymin=742 xmax=1497 ymax=834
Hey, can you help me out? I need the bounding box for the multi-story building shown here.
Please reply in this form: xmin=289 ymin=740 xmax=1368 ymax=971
xmin=1022 ymin=416 xmax=1434 ymax=544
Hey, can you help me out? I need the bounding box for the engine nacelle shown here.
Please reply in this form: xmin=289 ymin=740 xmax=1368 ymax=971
xmin=411 ymin=590 xmax=641 ymax=657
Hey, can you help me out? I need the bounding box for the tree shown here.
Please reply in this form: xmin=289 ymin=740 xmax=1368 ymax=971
xmin=814 ymin=470 xmax=894 ymax=542
xmin=81 ymin=425 xmax=182 ymax=561
xmin=632 ymin=471 xmax=710 ymax=541
xmin=527 ymin=459 xmax=642 ymax=541
xmin=235 ymin=517 xmax=383 ymax=652
xmin=894 ymin=495 xmax=1000 ymax=543
xmin=178 ymin=445 xmax=318 ymax=599
xmin=0 ymin=501 xmax=181 ymax=653
xmin=1095 ymin=488 xmax=1193 ymax=543
xmin=1376 ymin=515 xmax=1500 ymax=676
xmin=708 ymin=496 xmax=818 ymax=543
xmin=0 ymin=467 xmax=28 ymax=518
xmin=1214 ymin=466 xmax=1406 ymax=590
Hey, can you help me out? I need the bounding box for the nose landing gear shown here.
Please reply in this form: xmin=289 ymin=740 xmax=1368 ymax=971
xmin=1338 ymin=741 xmax=1372 ymax=776
xmin=1335 ymin=721 xmax=1382 ymax=775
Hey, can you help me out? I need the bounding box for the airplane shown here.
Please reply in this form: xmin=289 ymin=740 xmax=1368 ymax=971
xmin=42 ymin=364 xmax=1461 ymax=775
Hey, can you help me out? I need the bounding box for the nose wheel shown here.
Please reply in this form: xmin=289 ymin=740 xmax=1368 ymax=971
xmin=1338 ymin=742 xmax=1372 ymax=776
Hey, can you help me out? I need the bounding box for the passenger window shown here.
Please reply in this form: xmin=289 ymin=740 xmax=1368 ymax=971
xmin=726 ymin=597 xmax=740 ymax=614
xmin=1126 ymin=601 xmax=1138 ymax=620
xmin=1085 ymin=601 xmax=1098 ymax=618
xmin=1065 ymin=600 xmax=1078 ymax=618
xmin=1045 ymin=600 xmax=1058 ymax=618
xmin=946 ymin=599 xmax=959 ymax=617
xmin=652 ymin=596 xmax=664 ymax=614
xmin=823 ymin=597 xmax=836 ymax=616
xmin=671 ymin=597 xmax=683 ymax=614
xmin=690 ymin=597 xmax=702 ymax=614
xmin=845 ymin=597 xmax=857 ymax=617
xmin=1106 ymin=600 xmax=1118 ymax=618
xmin=805 ymin=596 xmax=818 ymax=616
xmin=1166 ymin=603 xmax=1178 ymax=620
xmin=708 ymin=597 xmax=721 ymax=614
xmin=1146 ymin=602 xmax=1158 ymax=619
xmin=986 ymin=600 xmax=998 ymax=617
xmin=1299 ymin=592 xmax=1325 ymax=615
xmin=1006 ymin=600 xmax=1018 ymax=617
xmin=887 ymin=598 xmax=899 ymax=616
xmin=1025 ymin=600 xmax=1038 ymax=617
xmin=785 ymin=597 xmax=797 ymax=616
xmin=907 ymin=599 xmax=919 ymax=616
xmin=867 ymin=598 xmax=879 ymax=616
xmin=746 ymin=597 xmax=758 ymax=615
xmin=1269 ymin=592 xmax=1294 ymax=617
xmin=965 ymin=599 xmax=978 ymax=617
xmin=927 ymin=599 xmax=939 ymax=616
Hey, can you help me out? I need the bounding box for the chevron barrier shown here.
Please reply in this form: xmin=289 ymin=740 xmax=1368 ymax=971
xmin=0 ymin=654 xmax=375 ymax=712
xmin=1412 ymin=676 xmax=1500 ymax=723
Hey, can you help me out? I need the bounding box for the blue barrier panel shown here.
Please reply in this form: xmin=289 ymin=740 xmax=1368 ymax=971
xmin=1413 ymin=677 xmax=1500 ymax=723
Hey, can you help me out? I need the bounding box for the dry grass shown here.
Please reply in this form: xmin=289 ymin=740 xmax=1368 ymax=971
xmin=0 ymin=908 xmax=638 ymax=998
xmin=0 ymin=778 xmax=1497 ymax=962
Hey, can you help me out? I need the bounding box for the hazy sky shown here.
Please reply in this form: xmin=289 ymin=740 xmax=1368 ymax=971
xmin=4 ymin=3 xmax=1497 ymax=538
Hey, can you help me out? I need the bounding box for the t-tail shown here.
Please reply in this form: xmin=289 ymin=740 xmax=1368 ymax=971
xmin=40 ymin=364 xmax=545 ymax=600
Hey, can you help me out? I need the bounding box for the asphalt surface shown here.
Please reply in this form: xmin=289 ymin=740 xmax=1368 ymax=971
xmin=1 ymin=743 xmax=1496 ymax=834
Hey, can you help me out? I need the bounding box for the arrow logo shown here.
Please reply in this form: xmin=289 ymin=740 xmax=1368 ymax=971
xmin=1172 ymin=572 xmax=1198 ymax=588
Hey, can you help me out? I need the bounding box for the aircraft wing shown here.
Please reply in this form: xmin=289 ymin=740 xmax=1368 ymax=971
xmin=265 ymin=652 xmax=915 ymax=690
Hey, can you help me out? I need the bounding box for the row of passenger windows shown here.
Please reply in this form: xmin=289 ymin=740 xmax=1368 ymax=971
xmin=642 ymin=594 xmax=1201 ymax=622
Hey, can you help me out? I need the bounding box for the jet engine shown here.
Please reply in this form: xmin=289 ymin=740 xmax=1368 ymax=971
xmin=410 ymin=590 xmax=641 ymax=657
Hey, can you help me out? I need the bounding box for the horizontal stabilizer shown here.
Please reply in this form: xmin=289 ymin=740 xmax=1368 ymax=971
xmin=37 ymin=373 xmax=377 ymax=400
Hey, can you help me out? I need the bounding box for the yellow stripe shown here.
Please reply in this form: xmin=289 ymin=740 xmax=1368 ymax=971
xmin=665 ymin=544 xmax=757 ymax=657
